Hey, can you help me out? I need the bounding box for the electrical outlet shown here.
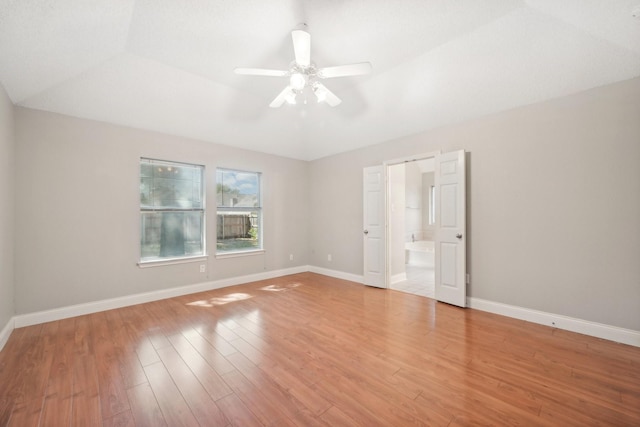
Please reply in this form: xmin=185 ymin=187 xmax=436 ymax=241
xmin=289 ymin=254 xmax=294 ymax=261
xmin=199 ymin=264 xmax=206 ymax=273
xmin=328 ymin=254 xmax=332 ymax=262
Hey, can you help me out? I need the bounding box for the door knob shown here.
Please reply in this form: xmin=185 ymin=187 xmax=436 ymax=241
xmin=363 ymin=230 xmax=369 ymax=235
xmin=456 ymin=233 xmax=463 ymax=239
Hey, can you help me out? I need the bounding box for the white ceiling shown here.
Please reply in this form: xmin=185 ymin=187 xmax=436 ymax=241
xmin=1 ymin=1 xmax=639 ymax=161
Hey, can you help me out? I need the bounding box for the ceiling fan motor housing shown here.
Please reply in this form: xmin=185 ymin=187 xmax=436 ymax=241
xmin=289 ymin=62 xmax=318 ymax=92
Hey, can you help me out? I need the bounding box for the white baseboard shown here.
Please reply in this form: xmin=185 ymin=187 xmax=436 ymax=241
xmin=391 ymin=272 xmax=407 ymax=285
xmin=0 ymin=316 xmax=15 ymax=352
xmin=13 ymin=265 xmax=308 ymax=329
xmin=468 ymin=297 xmax=640 ymax=348
xmin=307 ymin=266 xmax=364 ymax=284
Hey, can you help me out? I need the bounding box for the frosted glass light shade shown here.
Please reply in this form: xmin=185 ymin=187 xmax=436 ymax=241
xmin=290 ymin=73 xmax=306 ymax=91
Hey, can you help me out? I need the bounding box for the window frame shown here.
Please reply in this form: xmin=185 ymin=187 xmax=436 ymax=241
xmin=139 ymin=158 xmax=207 ymax=266
xmin=216 ymin=167 xmax=263 ymax=257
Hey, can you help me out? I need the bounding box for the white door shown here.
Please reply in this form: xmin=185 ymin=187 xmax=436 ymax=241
xmin=435 ymin=150 xmax=466 ymax=307
xmin=363 ymin=166 xmax=386 ymax=288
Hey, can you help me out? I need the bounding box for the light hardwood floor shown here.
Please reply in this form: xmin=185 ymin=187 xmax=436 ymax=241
xmin=0 ymin=272 xmax=639 ymax=426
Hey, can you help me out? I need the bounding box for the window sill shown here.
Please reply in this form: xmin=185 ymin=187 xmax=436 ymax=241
xmin=138 ymin=255 xmax=208 ymax=268
xmin=216 ymin=249 xmax=265 ymax=260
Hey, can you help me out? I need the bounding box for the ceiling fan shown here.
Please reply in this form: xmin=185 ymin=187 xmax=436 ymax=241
xmin=234 ymin=25 xmax=372 ymax=108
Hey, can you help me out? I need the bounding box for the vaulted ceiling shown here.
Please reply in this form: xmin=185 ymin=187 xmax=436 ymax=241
xmin=1 ymin=1 xmax=639 ymax=160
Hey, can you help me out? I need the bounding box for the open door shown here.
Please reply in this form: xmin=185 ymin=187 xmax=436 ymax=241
xmin=363 ymin=165 xmax=386 ymax=288
xmin=435 ymin=150 xmax=466 ymax=307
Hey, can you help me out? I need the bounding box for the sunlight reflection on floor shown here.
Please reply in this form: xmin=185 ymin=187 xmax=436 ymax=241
xmin=185 ymin=282 xmax=303 ymax=307
xmin=259 ymin=282 xmax=302 ymax=292
xmin=186 ymin=283 xmax=302 ymax=307
xmin=186 ymin=292 xmax=253 ymax=307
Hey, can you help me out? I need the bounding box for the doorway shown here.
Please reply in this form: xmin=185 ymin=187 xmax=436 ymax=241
xmin=363 ymin=150 xmax=466 ymax=307
xmin=387 ymin=158 xmax=436 ymax=298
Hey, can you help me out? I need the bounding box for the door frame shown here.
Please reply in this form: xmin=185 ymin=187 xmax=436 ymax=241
xmin=383 ymin=151 xmax=440 ymax=289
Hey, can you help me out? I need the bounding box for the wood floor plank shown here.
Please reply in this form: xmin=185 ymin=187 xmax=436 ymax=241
xmin=224 ymin=351 xmax=304 ymax=413
xmin=181 ymin=327 xmax=236 ymax=376
xmin=73 ymin=315 xmax=92 ymax=356
xmin=71 ymin=391 xmax=101 ymax=427
xmin=313 ymin=377 xmax=402 ymax=427
xmin=116 ymin=349 xmax=148 ymax=390
xmin=135 ymin=336 xmax=160 ymax=368
xmin=189 ymin=324 xmax=238 ymax=357
xmin=260 ymin=361 xmax=332 ymax=417
xmin=227 ymin=337 xmax=264 ymax=366
xmin=14 ymin=323 xmax=54 ymax=409
xmin=40 ymin=394 xmax=72 ymax=427
xmin=0 ymin=397 xmax=13 ymax=427
xmin=1 ymin=272 xmax=639 ymax=426
xmin=117 ymin=306 xmax=151 ymax=350
xmin=279 ymin=408 xmax=331 ymax=427
xmin=166 ymin=333 xmax=233 ymax=401
xmin=0 ymin=328 xmax=29 ymax=425
xmin=213 ymin=322 xmax=241 ymax=343
xmin=6 ymin=397 xmax=43 ymax=427
xmin=156 ymin=345 xmax=228 ymax=426
xmin=221 ymin=369 xmax=289 ymax=426
xmin=104 ymin=310 xmax=148 ymax=390
xmin=143 ymin=362 xmax=199 ymax=427
xmin=90 ymin=312 xmax=131 ymax=419
xmin=216 ymin=393 xmax=262 ymax=427
xmin=126 ymin=383 xmax=166 ymax=427
xmin=73 ymin=353 xmax=99 ymax=396
xmin=103 ymin=409 xmax=136 ymax=427
xmin=318 ymin=405 xmax=360 ymax=427
xmin=40 ymin=318 xmax=76 ymax=426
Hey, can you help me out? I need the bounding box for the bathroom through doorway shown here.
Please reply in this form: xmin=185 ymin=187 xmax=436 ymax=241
xmin=388 ymin=158 xmax=436 ymax=298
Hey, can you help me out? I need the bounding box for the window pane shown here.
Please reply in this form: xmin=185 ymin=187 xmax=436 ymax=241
xmin=216 ymin=168 xmax=261 ymax=254
xmin=216 ymin=169 xmax=259 ymax=208
xmin=141 ymin=161 xmax=202 ymax=209
xmin=141 ymin=211 xmax=204 ymax=260
xmin=216 ymin=210 xmax=260 ymax=253
xmin=140 ymin=159 xmax=205 ymax=263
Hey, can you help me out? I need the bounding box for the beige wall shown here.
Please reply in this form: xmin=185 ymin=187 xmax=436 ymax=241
xmin=0 ymin=85 xmax=15 ymax=329
xmin=309 ymin=77 xmax=640 ymax=331
xmin=14 ymin=109 xmax=309 ymax=315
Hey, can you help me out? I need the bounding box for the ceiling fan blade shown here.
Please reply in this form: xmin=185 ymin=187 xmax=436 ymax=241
xmin=270 ymin=86 xmax=295 ymax=108
xmin=318 ymin=62 xmax=372 ymax=79
xmin=313 ymin=83 xmax=342 ymax=107
xmin=234 ymin=68 xmax=288 ymax=77
xmin=291 ymin=29 xmax=311 ymax=67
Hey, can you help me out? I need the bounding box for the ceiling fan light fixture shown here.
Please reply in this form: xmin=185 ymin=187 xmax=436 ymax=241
xmin=313 ymin=83 xmax=327 ymax=103
xmin=290 ymin=72 xmax=307 ymax=91
xmin=285 ymin=91 xmax=297 ymax=105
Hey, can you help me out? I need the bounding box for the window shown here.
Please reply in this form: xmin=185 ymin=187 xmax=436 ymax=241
xmin=140 ymin=158 xmax=205 ymax=262
xmin=216 ymin=168 xmax=262 ymax=255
